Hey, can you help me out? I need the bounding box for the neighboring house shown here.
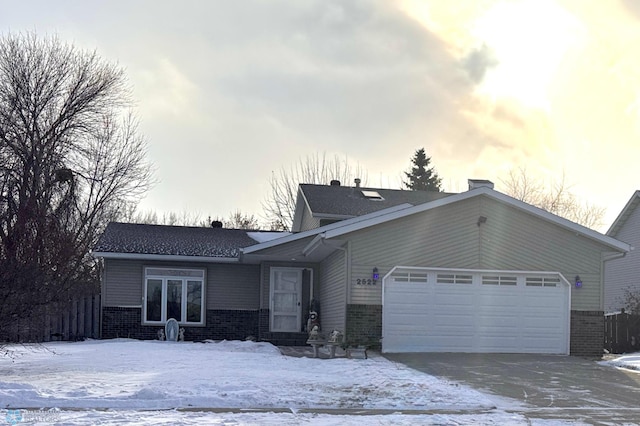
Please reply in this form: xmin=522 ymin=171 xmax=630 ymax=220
xmin=604 ymin=191 xmax=640 ymax=313
xmin=93 ymin=180 xmax=630 ymax=356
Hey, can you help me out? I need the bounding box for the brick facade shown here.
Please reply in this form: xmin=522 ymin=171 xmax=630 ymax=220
xmin=570 ymin=310 xmax=604 ymax=357
xmin=103 ymin=306 xmax=602 ymax=356
xmin=345 ymin=304 xmax=382 ymax=349
xmin=102 ymin=307 xmax=259 ymax=341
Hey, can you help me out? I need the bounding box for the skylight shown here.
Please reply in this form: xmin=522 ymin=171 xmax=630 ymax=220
xmin=362 ymin=190 xmax=384 ymax=200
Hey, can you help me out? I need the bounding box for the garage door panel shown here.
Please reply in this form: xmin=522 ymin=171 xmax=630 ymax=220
xmin=383 ymin=269 xmax=570 ymax=354
xmin=434 ymin=293 xmax=475 ymax=307
xmin=476 ymin=316 xmax=520 ymax=329
xmin=477 ymin=294 xmax=520 ymax=306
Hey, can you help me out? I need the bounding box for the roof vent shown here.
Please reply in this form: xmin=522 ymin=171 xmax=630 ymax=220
xmin=330 ymin=180 xmax=341 ymax=186
xmin=468 ymin=179 xmax=494 ymax=190
xmin=211 ymin=220 xmax=223 ymax=228
xmin=354 ymin=178 xmax=361 ymax=188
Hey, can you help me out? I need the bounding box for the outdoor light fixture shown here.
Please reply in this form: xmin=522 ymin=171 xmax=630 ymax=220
xmin=373 ymin=267 xmax=379 ymax=281
xmin=575 ymin=275 xmax=582 ymax=288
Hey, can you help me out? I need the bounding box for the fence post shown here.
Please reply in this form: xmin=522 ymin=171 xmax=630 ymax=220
xmin=63 ymin=307 xmax=70 ymax=340
xmin=93 ymin=294 xmax=101 ymax=339
xmin=71 ymin=299 xmax=79 ymax=340
xmin=84 ymin=297 xmax=91 ymax=338
xmin=78 ymin=298 xmax=86 ymax=339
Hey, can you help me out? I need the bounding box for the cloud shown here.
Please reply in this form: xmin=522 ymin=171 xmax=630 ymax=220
xmin=8 ymin=0 xmax=634 ymax=226
xmin=620 ymin=0 xmax=640 ymax=19
xmin=462 ymin=43 xmax=498 ymax=83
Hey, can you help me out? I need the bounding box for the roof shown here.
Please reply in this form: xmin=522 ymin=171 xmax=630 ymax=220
xmin=248 ymin=186 xmax=631 ymax=258
xmin=92 ymin=222 xmax=284 ymax=261
xmin=607 ymin=190 xmax=640 ymax=237
xmin=292 ymin=184 xmax=453 ymax=228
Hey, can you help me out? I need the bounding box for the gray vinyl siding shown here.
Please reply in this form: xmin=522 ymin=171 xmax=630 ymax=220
xmin=300 ymin=205 xmax=321 ymax=232
xmin=103 ymin=259 xmax=143 ymax=306
xmin=476 ymin=197 xmax=605 ymax=310
xmin=318 ymin=249 xmax=347 ymax=333
xmin=207 ymin=264 xmax=260 ymax=309
xmin=103 ymin=259 xmax=260 ymax=310
xmin=605 ymin=205 xmax=640 ymax=312
xmin=344 ymin=196 xmax=609 ymax=310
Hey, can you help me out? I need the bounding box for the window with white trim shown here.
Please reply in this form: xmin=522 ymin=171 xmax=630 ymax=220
xmin=437 ymin=273 xmax=473 ymax=284
xmin=393 ymin=272 xmax=428 ymax=283
xmin=526 ymin=276 xmax=560 ymax=287
xmin=482 ymin=275 xmax=517 ymax=286
xmin=144 ymin=268 xmax=205 ymax=325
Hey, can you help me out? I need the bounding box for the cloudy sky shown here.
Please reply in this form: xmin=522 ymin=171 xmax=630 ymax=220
xmin=2 ymin=0 xmax=639 ymax=231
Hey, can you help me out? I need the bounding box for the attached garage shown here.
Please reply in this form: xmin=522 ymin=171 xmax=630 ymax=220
xmin=382 ymin=267 xmax=571 ymax=354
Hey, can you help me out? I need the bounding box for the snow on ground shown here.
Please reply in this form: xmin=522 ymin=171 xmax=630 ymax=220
xmin=602 ymin=352 xmax=640 ymax=372
xmin=0 ymin=339 xmax=588 ymax=425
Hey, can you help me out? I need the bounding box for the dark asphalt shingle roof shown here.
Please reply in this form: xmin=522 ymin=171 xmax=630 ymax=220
xmin=93 ymin=222 xmax=262 ymax=258
xmin=300 ymin=184 xmax=454 ymax=217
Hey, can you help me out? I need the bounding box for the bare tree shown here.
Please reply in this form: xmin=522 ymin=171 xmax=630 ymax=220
xmin=224 ymin=210 xmax=260 ymax=230
xmin=499 ymin=167 xmax=605 ymax=229
xmin=262 ymin=152 xmax=368 ymax=231
xmin=0 ymin=33 xmax=153 ymax=340
xmin=121 ymin=209 xmax=206 ymax=227
xmin=121 ymin=208 xmax=261 ymax=230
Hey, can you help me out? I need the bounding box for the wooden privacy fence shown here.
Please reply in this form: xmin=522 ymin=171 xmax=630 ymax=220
xmin=604 ymin=311 xmax=640 ymax=354
xmin=5 ymin=295 xmax=100 ymax=342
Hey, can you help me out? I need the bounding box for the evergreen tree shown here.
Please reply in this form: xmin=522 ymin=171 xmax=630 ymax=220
xmin=403 ymin=148 xmax=442 ymax=191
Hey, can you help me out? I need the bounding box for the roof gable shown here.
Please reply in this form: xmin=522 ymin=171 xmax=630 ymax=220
xmin=248 ymin=187 xmax=631 ymax=255
xmin=607 ymin=190 xmax=640 ymax=238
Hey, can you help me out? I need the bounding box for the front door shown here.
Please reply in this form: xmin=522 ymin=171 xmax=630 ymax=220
xmin=270 ymin=268 xmax=302 ymax=332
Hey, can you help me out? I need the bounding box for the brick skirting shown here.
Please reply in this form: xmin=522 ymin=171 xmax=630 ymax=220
xmin=570 ymin=310 xmax=604 ymax=357
xmin=102 ymin=307 xmax=259 ymax=341
xmin=103 ymin=306 xmax=602 ymax=356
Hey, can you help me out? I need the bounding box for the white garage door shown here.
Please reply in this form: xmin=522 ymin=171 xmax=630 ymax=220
xmin=382 ymin=267 xmax=570 ymax=354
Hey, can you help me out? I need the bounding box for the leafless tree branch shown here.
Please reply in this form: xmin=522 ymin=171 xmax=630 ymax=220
xmin=499 ymin=167 xmax=605 ymax=229
xmin=0 ymin=32 xmax=154 ymax=339
xmin=261 ymin=152 xmax=368 ymax=231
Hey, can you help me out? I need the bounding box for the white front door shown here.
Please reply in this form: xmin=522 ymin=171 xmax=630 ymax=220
xmin=270 ymin=268 xmax=303 ymax=332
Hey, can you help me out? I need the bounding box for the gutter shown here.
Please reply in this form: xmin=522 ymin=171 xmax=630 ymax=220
xmin=91 ymin=252 xmax=240 ymax=263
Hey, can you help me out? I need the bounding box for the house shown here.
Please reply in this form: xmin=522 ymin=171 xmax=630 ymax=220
xmin=604 ymin=191 xmax=640 ymax=313
xmin=93 ymin=179 xmax=630 ymax=356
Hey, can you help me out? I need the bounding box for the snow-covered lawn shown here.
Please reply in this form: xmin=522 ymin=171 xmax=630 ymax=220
xmin=603 ymin=352 xmax=640 ymax=371
xmin=0 ymin=339 xmax=612 ymax=425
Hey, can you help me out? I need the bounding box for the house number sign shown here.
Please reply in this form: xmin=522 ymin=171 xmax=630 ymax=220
xmin=355 ymin=278 xmax=377 ymax=286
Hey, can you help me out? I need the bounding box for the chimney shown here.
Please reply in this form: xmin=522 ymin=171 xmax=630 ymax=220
xmin=354 ymin=178 xmax=361 ymax=188
xmin=467 ymin=179 xmax=494 ymax=190
xmin=211 ymin=220 xmax=223 ymax=228
xmin=330 ymin=180 xmax=341 ymax=186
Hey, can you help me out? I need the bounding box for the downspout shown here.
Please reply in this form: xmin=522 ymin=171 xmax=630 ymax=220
xmin=304 ymin=267 xmax=314 ymax=304
xmin=601 ymin=250 xmax=630 ymax=311
xmin=99 ymin=257 xmax=105 ymax=339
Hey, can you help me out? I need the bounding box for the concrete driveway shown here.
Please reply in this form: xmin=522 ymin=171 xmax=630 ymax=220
xmin=385 ymin=353 xmax=640 ymax=423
